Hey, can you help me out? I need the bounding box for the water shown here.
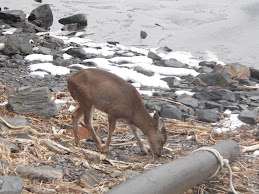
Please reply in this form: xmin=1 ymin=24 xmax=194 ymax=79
xmin=2 ymin=0 xmax=259 ymax=69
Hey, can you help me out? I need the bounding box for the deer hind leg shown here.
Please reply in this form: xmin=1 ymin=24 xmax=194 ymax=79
xmin=83 ymin=105 xmax=103 ymax=152
xmin=129 ymin=124 xmax=148 ymax=154
xmin=72 ymin=107 xmax=84 ymax=146
xmin=103 ymin=115 xmax=117 ymax=153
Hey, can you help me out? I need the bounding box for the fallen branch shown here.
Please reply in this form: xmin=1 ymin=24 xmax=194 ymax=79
xmin=167 ymin=123 xmax=208 ymax=130
xmin=243 ymin=85 xmax=259 ymax=89
xmin=155 ymin=98 xmax=193 ymax=110
xmin=41 ymin=139 xmax=66 ymax=155
xmin=24 ymin=186 xmax=56 ymax=194
xmin=0 ymin=116 xmax=49 ymax=136
xmin=242 ymin=144 xmax=259 ymax=152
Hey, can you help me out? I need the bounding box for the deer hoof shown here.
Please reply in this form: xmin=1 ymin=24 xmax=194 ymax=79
xmin=141 ymin=146 xmax=149 ymax=154
xmin=102 ymin=145 xmax=110 ymax=153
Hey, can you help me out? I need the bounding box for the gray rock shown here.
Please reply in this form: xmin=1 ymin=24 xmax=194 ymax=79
xmin=161 ymin=77 xmax=179 ymax=88
xmin=65 ymin=47 xmax=95 ymax=59
xmin=197 ymin=72 xmax=232 ymax=86
xmin=195 ymin=109 xmax=220 ymax=123
xmin=177 ymin=96 xmax=199 ymax=109
xmin=0 ymin=176 xmax=24 ymax=194
xmin=15 ymin=165 xmax=63 ymax=181
xmin=250 ymin=67 xmax=259 ymax=80
xmin=199 ymin=61 xmax=217 ymax=68
xmin=79 ymin=170 xmax=101 ymax=187
xmin=121 ymin=170 xmax=140 ymax=181
xmin=58 ymin=14 xmax=87 ymax=26
xmin=2 ymin=34 xmax=36 ymax=55
xmin=224 ymin=105 xmax=239 ymax=111
xmin=205 ymin=101 xmax=224 ymax=112
xmin=28 ymin=4 xmax=53 ymax=30
xmin=160 ymin=105 xmax=182 ymax=120
xmin=239 ymin=110 xmax=258 ymax=124
xmin=134 ymin=66 xmax=154 ymax=76
xmin=0 ymin=116 xmax=28 ymax=131
xmin=197 ymin=66 xmax=213 ymax=74
xmin=0 ymin=137 xmax=20 ymax=153
xmin=8 ymin=133 xmax=32 ymax=140
xmin=8 ymin=87 xmax=57 ymax=118
xmin=191 ymin=77 xmax=207 ymax=87
xmin=0 ymin=10 xmax=26 ymax=27
xmin=194 ymin=89 xmax=236 ymax=102
xmin=164 ymin=59 xmax=187 ymax=68
xmin=147 ymin=51 xmax=161 ymax=60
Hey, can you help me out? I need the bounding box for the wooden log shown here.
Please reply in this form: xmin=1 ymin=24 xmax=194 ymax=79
xmin=107 ymin=140 xmax=240 ymax=194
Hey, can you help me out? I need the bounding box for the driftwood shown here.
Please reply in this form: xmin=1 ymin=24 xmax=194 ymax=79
xmin=242 ymin=144 xmax=259 ymax=152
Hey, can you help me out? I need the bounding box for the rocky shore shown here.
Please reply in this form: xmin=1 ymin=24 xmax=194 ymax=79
xmin=0 ymin=4 xmax=258 ymax=193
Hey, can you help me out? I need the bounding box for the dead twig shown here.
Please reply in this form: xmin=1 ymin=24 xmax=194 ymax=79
xmin=41 ymin=140 xmax=66 ymax=155
xmin=242 ymin=144 xmax=259 ymax=152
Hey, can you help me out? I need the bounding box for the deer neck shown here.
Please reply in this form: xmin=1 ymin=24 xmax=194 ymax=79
xmin=132 ymin=104 xmax=156 ymax=136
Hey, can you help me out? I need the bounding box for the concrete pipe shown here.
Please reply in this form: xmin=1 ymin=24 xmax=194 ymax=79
xmin=107 ymin=140 xmax=240 ymax=194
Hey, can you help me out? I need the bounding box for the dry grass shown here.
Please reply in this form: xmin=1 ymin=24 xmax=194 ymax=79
xmin=0 ymin=84 xmax=258 ymax=193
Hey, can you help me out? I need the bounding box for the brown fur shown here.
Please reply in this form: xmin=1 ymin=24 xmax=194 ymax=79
xmin=67 ymin=68 xmax=167 ymax=156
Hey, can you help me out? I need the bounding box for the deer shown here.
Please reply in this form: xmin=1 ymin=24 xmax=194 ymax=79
xmin=67 ymin=68 xmax=167 ymax=156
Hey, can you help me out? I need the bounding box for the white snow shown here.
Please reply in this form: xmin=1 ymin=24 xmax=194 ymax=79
xmin=25 ymin=54 xmax=53 ymax=62
xmin=253 ymin=150 xmax=259 ymax=157
xmin=175 ymin=90 xmax=195 ymax=96
xmin=30 ymin=63 xmax=70 ymax=76
xmin=109 ymin=56 xmax=153 ymax=64
xmin=124 ymin=63 xmax=199 ymax=76
xmin=2 ymin=28 xmax=17 ymax=35
xmin=29 ymin=71 xmax=49 ymax=78
xmin=214 ymin=110 xmax=246 ymax=133
xmin=159 ymin=51 xmax=201 ymax=67
xmin=0 ymin=101 xmax=8 ymax=106
xmin=0 ymin=43 xmax=4 ymax=50
xmin=63 ymin=53 xmax=73 ymax=60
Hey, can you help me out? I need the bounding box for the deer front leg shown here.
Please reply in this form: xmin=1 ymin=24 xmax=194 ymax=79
xmin=129 ymin=124 xmax=149 ymax=154
xmin=72 ymin=107 xmax=84 ymax=146
xmin=103 ymin=115 xmax=117 ymax=153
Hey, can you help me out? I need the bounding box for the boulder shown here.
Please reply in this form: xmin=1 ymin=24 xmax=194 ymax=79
xmin=0 ymin=10 xmax=26 ymax=27
xmin=79 ymin=170 xmax=102 ymax=187
xmin=205 ymin=101 xmax=224 ymax=112
xmin=195 ymin=109 xmax=220 ymax=123
xmin=197 ymin=72 xmax=232 ymax=86
xmin=250 ymin=67 xmax=259 ymax=80
xmin=121 ymin=170 xmax=140 ymax=181
xmin=199 ymin=61 xmax=217 ymax=69
xmin=164 ymin=59 xmax=187 ymax=68
xmin=0 ymin=176 xmax=24 ymax=194
xmin=8 ymin=86 xmax=57 ymax=118
xmin=161 ymin=77 xmax=179 ymax=88
xmin=147 ymin=51 xmax=161 ymax=61
xmin=191 ymin=77 xmax=207 ymax=87
xmin=2 ymin=34 xmax=36 ymax=55
xmin=239 ymin=110 xmax=258 ymax=124
xmin=65 ymin=47 xmax=95 ymax=59
xmin=160 ymin=105 xmax=182 ymax=120
xmin=15 ymin=165 xmax=63 ymax=181
xmin=213 ymin=63 xmax=250 ymax=80
xmin=58 ymin=13 xmax=87 ymax=28
xmin=28 ymin=4 xmax=53 ymax=30
xmin=0 ymin=137 xmax=20 ymax=153
xmin=194 ymin=89 xmax=236 ymax=102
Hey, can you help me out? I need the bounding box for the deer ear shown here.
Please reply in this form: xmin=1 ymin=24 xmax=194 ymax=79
xmin=157 ymin=118 xmax=164 ymax=131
